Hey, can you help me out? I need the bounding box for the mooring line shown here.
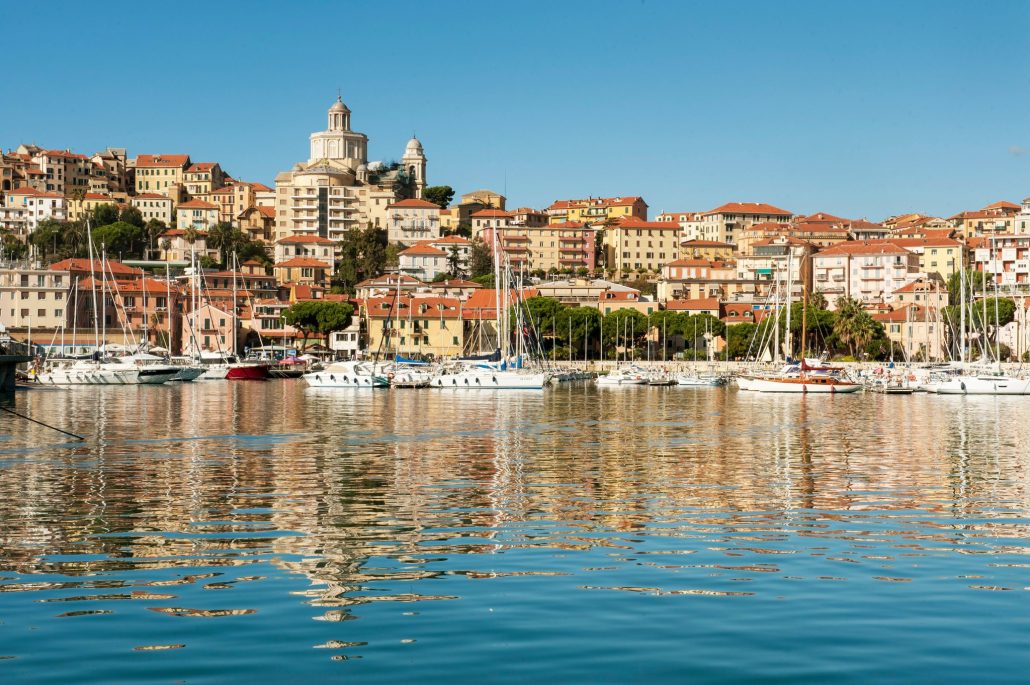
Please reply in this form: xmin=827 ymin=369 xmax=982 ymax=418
xmin=1 ymin=406 xmax=86 ymax=441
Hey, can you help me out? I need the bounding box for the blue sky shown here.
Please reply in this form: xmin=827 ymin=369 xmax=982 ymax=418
xmin=3 ymin=0 xmax=1028 ymax=220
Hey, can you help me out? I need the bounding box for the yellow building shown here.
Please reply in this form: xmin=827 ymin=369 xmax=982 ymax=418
xmin=545 ymin=196 xmax=648 ymax=225
xmin=273 ymin=256 xmax=331 ymax=287
xmin=679 ymin=239 xmax=735 ymax=261
xmin=183 ymin=162 xmax=225 ymax=201
xmin=496 ymin=222 xmax=596 ymax=273
xmin=131 ymin=193 xmax=174 ymax=225
xmin=211 ymin=182 xmax=257 ymax=224
xmin=134 ymin=154 xmax=190 ymax=198
xmin=68 ymin=193 xmax=120 ymax=221
xmin=876 ymin=237 xmax=965 ymax=280
xmin=363 ymin=294 xmax=465 ymax=357
xmin=602 ymin=216 xmax=680 ymax=277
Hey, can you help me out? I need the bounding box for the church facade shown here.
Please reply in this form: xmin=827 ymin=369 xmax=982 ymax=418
xmin=273 ymin=97 xmax=427 ymax=245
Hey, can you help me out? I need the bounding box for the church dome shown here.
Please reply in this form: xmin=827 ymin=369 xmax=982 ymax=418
xmin=329 ymin=96 xmax=350 ymax=113
xmin=405 ymin=137 xmax=424 ymax=155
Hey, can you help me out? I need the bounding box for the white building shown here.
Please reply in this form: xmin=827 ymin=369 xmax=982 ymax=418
xmin=1 ymin=187 xmax=68 ymax=240
xmin=131 ymin=193 xmax=174 ymax=225
xmin=274 ymin=97 xmax=428 ymax=244
xmin=971 ymin=233 xmax=1030 ymax=290
xmin=175 ymin=199 xmax=219 ymax=230
xmin=386 ymin=198 xmax=441 ymax=244
xmin=274 ymin=234 xmax=335 ymax=268
xmin=812 ymin=241 xmax=922 ymax=308
xmin=398 ymin=243 xmax=450 ymax=281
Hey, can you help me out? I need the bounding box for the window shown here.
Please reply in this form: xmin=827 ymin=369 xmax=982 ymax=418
xmin=37 ymin=309 xmax=45 ymax=318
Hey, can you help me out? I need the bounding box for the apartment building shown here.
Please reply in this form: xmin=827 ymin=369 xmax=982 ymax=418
xmin=603 ymin=217 xmax=680 ymax=277
xmin=478 ymin=222 xmax=596 ymax=273
xmin=545 ymin=196 xmax=648 ymax=225
xmin=812 ymin=241 xmax=922 ymax=308
xmin=948 ymin=200 xmax=1021 ymax=238
xmin=0 ymin=265 xmax=70 ymax=329
xmin=1 ymin=187 xmax=67 ymax=237
xmin=274 ymin=234 xmax=335 ymax=265
xmin=363 ymin=294 xmax=465 ymax=357
xmin=386 ymin=198 xmax=442 ymax=244
xmin=183 ymin=162 xmax=225 ymax=201
xmin=175 ymin=199 xmax=219 ymax=229
xmin=699 ymin=202 xmax=793 ymax=245
xmin=134 ymin=154 xmax=191 ymax=198
xmin=131 ymin=193 xmax=174 ymax=225
xmin=970 ymin=234 xmax=1030 ymax=289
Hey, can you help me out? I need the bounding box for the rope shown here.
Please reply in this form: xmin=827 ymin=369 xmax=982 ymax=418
xmin=0 ymin=406 xmax=85 ymax=441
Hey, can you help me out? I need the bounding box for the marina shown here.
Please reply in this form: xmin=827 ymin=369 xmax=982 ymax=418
xmin=3 ymin=381 xmax=1030 ymax=683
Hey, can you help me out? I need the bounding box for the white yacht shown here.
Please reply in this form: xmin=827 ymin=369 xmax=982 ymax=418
xmin=303 ymin=360 xmax=389 ymax=388
xmin=597 ymin=365 xmax=648 ymax=385
xmin=431 ymin=361 xmax=549 ymax=389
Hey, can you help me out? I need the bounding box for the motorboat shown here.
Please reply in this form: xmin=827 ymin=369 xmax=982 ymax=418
xmin=303 ymin=360 xmax=389 ymax=388
xmin=597 ymin=365 xmax=649 ymax=386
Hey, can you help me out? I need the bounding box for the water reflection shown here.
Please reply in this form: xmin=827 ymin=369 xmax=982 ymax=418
xmin=3 ymin=384 xmax=1030 ymax=683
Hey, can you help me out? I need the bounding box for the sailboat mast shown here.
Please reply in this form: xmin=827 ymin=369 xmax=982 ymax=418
xmin=86 ymin=221 xmax=100 ymax=353
xmin=959 ymin=265 xmax=966 ymax=363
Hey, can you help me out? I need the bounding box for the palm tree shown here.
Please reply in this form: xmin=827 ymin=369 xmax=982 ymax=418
xmin=832 ymin=297 xmax=863 ymax=357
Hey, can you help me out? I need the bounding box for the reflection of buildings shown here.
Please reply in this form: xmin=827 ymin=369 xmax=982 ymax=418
xmin=3 ymin=386 xmax=1030 ymax=612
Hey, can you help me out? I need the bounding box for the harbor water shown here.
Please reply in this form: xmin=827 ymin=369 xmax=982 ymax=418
xmin=3 ymin=382 xmax=1030 ymax=683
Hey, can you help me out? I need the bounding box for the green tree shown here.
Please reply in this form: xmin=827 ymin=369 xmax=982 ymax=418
xmin=446 ymin=245 xmax=465 ymax=278
xmin=602 ymin=309 xmax=648 ymax=359
xmin=238 ymin=239 xmax=272 ymax=267
xmin=91 ymin=203 xmax=120 ymax=227
xmin=92 ymin=221 xmax=146 ymax=259
xmin=119 ymin=206 xmax=145 ymax=228
xmin=283 ymin=300 xmax=354 ymax=348
xmin=207 ymin=222 xmax=250 ymax=268
xmin=332 ymin=225 xmax=389 ymax=293
xmin=468 ymin=238 xmax=493 ymax=278
xmin=1 ymin=232 xmax=28 ymax=260
xmin=422 ymin=185 xmax=455 ymax=209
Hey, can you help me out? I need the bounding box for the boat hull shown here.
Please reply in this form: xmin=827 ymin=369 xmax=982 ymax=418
xmin=739 ymin=375 xmax=863 ymax=393
xmin=935 ymin=376 xmax=1030 ymax=395
xmin=226 ymin=364 xmax=269 ymax=380
xmin=431 ymin=371 xmax=549 ymax=389
xmin=303 ymin=370 xmax=388 ymax=387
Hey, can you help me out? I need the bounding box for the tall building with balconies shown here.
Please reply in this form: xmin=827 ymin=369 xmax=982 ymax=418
xmin=273 ymin=97 xmax=428 ymax=247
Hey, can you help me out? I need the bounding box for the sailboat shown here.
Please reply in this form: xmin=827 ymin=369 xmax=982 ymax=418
xmin=430 ymin=232 xmax=550 ymax=390
xmin=934 ymin=255 xmax=1030 ymax=395
xmin=737 ymin=284 xmax=862 ymax=394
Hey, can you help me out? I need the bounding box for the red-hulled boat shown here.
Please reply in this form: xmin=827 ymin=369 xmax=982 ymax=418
xmin=225 ymin=360 xmax=270 ymax=380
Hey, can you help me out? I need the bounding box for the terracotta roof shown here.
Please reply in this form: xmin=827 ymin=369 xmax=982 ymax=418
xmin=364 ymin=294 xmax=463 ymax=319
xmin=983 ymin=200 xmax=1020 ymax=211
xmin=276 ymin=234 xmax=333 ymax=245
xmin=464 ymin=288 xmax=538 ymax=312
xmin=750 ymin=236 xmax=813 ymax=248
xmin=43 ymin=149 xmax=88 ymax=160
xmin=132 ymin=193 xmax=170 ymax=200
xmin=666 ymin=297 xmax=721 ymax=312
xmin=598 ymin=290 xmax=640 ymax=301
xmin=177 ymin=199 xmax=218 ymax=209
xmin=546 ymin=196 xmax=646 ymax=211
xmin=705 ymin=202 xmax=792 ymax=216
xmin=471 ymin=209 xmax=514 ymax=218
xmin=255 ymin=206 xmax=275 ymax=218
xmin=815 ymin=241 xmax=911 ymax=256
xmin=681 ymin=240 xmax=733 ymax=247
xmin=613 ymin=216 xmax=680 ymax=230
xmin=186 ymin=162 xmax=218 ymax=172
xmin=389 ymin=199 xmax=442 ymax=209
xmin=431 ymin=235 xmax=471 ymax=245
xmin=7 ymin=186 xmax=63 ymax=199
xmin=873 ymin=237 xmax=962 ymax=249
xmin=356 ymin=274 xmax=424 ymax=288
xmin=665 ymin=258 xmax=733 ymax=268
xmin=249 ymin=182 xmax=273 ymax=192
xmin=722 ymin=303 xmax=770 ymax=324
xmin=400 ymin=244 xmax=448 ymax=256
xmin=161 ymin=229 xmax=208 ymax=238
xmin=874 ymin=304 xmax=928 ymax=323
xmin=797 ymin=212 xmax=847 ymax=223
xmin=82 ymin=193 xmax=114 ymax=201
xmin=893 ymin=278 xmax=945 ymax=294
xmin=50 ymin=258 xmax=141 ymax=276
xmin=274 ymin=257 xmax=331 ymax=269
xmin=135 ymin=154 xmax=190 ymax=168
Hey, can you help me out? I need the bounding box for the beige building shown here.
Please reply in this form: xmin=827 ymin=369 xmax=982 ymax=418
xmin=511 ymin=207 xmax=548 ymax=227
xmin=546 ymin=196 xmax=648 ymax=225
xmin=535 ymin=278 xmax=638 ymax=307
xmin=238 ymin=205 xmax=275 ymax=241
xmin=0 ymin=264 xmax=70 ymax=330
xmin=812 ymin=241 xmax=922 ymax=308
xmin=700 ymin=202 xmax=794 ymax=246
xmin=499 ymin=222 xmax=596 ymax=273
xmin=873 ymin=305 xmax=946 ymax=361
xmin=363 ymin=294 xmax=465 ymax=357
xmin=33 ymin=149 xmax=92 ymax=196
xmin=274 ymin=234 xmax=335 ymax=266
xmin=183 ymin=162 xmax=225 ymax=201
xmin=67 ymin=193 xmax=119 ymax=222
xmin=273 ymin=98 xmax=427 ymax=244
xmin=892 ymin=276 xmax=948 ymax=310
xmin=176 ymin=199 xmax=219 ymax=230
xmin=132 ymin=193 xmax=174 ymax=225
xmin=273 ymin=256 xmax=331 ymax=287
xmin=603 ymin=217 xmax=680 ymax=277
xmin=158 ymin=229 xmax=218 ymax=263
xmin=876 ymin=237 xmax=964 ymax=280
xmin=680 ymin=239 xmax=735 ymax=261
xmin=949 ymin=200 xmax=1021 ymax=238
xmin=134 ymin=154 xmax=190 ymax=198
xmin=211 ymin=182 xmax=257 ymax=225
xmin=657 ymin=259 xmax=742 ymax=302
xmin=387 ymin=198 xmax=442 ymax=244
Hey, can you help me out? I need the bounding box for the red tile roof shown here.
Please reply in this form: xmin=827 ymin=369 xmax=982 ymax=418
xmin=471 ymin=209 xmax=514 ymax=218
xmin=50 ymin=258 xmax=142 ymax=276
xmin=276 ymin=234 xmax=333 ymax=245
xmin=8 ymin=186 xmax=63 ymax=199
xmin=873 ymin=304 xmax=928 ymax=323
xmin=816 ymin=241 xmax=911 ymax=256
xmin=389 ymin=199 xmax=442 ymax=209
xmin=132 ymin=193 xmax=170 ymax=200
xmin=705 ymin=202 xmax=792 ymax=216
xmin=364 ymin=294 xmax=463 ymax=319
xmin=177 ymin=199 xmax=218 ymax=209
xmin=681 ymin=239 xmax=734 ymax=247
xmin=186 ymin=162 xmax=218 ymax=172
xmin=613 ymin=216 xmax=680 ymax=230
xmin=400 ymin=244 xmax=448 ymax=256
xmin=274 ymin=257 xmax=331 ymax=269
xmin=666 ymin=297 xmax=721 ymax=312
xmin=135 ymin=154 xmax=190 ymax=168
